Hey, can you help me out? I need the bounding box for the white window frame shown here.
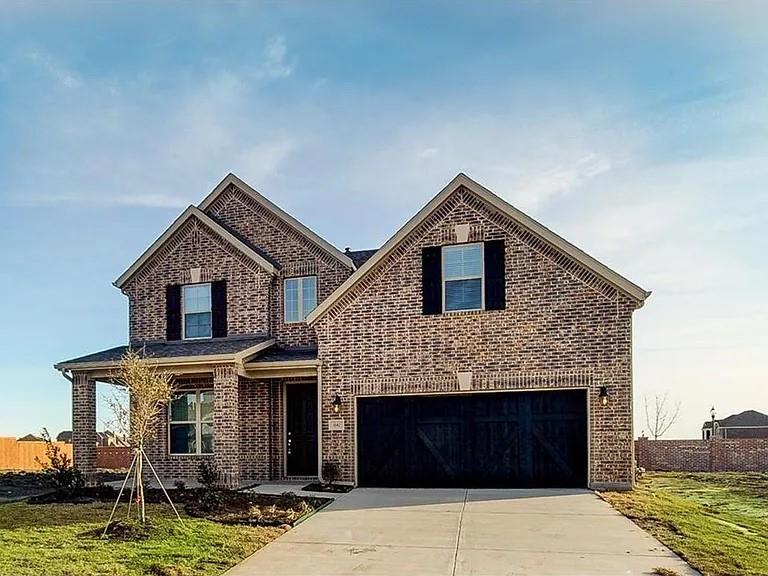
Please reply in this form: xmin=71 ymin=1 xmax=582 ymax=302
xmin=168 ymin=389 xmax=214 ymax=456
xmin=442 ymin=242 xmax=485 ymax=313
xmin=182 ymin=282 xmax=212 ymax=340
xmin=284 ymin=275 xmax=317 ymax=324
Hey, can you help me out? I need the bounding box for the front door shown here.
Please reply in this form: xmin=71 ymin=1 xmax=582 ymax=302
xmin=286 ymin=383 xmax=318 ymax=477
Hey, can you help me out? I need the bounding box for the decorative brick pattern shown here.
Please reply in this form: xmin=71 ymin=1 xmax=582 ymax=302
xmin=72 ymin=372 xmax=97 ymax=479
xmin=123 ymin=216 xmax=272 ymax=342
xmin=315 ymin=186 xmax=639 ymax=488
xmin=636 ymin=438 xmax=768 ymax=472
xmin=204 ymin=184 xmax=353 ymax=348
xmin=213 ymin=365 xmax=240 ymax=487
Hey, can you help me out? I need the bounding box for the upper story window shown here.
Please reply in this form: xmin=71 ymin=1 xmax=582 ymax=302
xmin=169 ymin=389 xmax=214 ymax=455
xmin=442 ymin=243 xmax=484 ymax=312
xmin=284 ymin=276 xmax=317 ymax=323
xmin=183 ymin=283 xmax=212 ymax=339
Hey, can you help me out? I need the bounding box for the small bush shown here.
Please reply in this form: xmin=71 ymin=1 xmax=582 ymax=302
xmin=35 ymin=428 xmax=85 ymax=497
xmin=322 ymin=461 xmax=341 ymax=486
xmin=173 ymin=479 xmax=186 ymax=492
xmin=197 ymin=461 xmax=220 ymax=489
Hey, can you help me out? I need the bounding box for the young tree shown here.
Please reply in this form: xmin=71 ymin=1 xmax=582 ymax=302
xmin=104 ymin=350 xmax=178 ymax=530
xmin=644 ymin=392 xmax=681 ymax=440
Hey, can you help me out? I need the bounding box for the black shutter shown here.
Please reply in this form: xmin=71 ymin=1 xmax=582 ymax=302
xmin=484 ymin=239 xmax=506 ymax=310
xmin=211 ymin=280 xmax=228 ymax=338
xmin=165 ymin=285 xmax=182 ymax=341
xmin=422 ymin=246 xmax=442 ymax=315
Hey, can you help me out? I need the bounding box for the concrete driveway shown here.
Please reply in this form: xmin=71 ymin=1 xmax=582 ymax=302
xmin=226 ymin=488 xmax=697 ymax=576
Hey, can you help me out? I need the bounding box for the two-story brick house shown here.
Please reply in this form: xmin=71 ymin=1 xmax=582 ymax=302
xmin=56 ymin=172 xmax=649 ymax=490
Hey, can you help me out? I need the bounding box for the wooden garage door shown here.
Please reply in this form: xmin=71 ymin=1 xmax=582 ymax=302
xmin=357 ymin=390 xmax=588 ymax=488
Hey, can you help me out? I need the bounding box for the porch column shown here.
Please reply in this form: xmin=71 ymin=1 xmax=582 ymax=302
xmin=213 ymin=364 xmax=240 ymax=488
xmin=71 ymin=372 xmax=96 ymax=479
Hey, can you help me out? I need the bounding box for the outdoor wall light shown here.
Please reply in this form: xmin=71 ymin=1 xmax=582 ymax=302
xmin=599 ymin=386 xmax=609 ymax=406
xmin=332 ymin=393 xmax=342 ymax=413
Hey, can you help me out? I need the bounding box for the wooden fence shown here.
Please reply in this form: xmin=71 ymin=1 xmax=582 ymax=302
xmin=0 ymin=437 xmax=132 ymax=471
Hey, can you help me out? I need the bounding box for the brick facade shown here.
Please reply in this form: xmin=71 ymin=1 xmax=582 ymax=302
xmin=315 ymin=186 xmax=638 ymax=489
xmin=203 ymin=184 xmax=353 ymax=348
xmin=636 ymin=438 xmax=768 ymax=472
xmin=71 ymin=372 xmax=97 ymax=479
xmin=68 ymin=175 xmax=645 ymax=490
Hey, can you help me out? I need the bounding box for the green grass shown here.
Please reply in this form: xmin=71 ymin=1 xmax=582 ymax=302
xmin=602 ymin=472 xmax=768 ymax=576
xmin=0 ymin=501 xmax=283 ymax=576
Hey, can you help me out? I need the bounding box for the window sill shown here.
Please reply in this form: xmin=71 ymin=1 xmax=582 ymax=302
xmin=168 ymin=453 xmax=214 ymax=457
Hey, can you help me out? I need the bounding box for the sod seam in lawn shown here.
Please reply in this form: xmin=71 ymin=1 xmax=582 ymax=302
xmin=602 ymin=472 xmax=768 ymax=576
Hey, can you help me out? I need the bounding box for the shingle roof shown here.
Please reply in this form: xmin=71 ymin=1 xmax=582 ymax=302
xmin=702 ymin=410 xmax=768 ymax=429
xmin=247 ymin=347 xmax=318 ymax=363
xmin=56 ymin=334 xmax=272 ymax=367
xmin=345 ymin=249 xmax=378 ymax=268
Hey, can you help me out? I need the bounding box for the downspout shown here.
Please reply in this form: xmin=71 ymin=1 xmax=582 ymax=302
xmin=58 ymin=367 xmax=73 ymax=383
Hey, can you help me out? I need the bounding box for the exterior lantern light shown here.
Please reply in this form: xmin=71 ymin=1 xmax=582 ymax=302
xmin=599 ymin=386 xmax=609 ymax=406
xmin=332 ymin=393 xmax=342 ymax=414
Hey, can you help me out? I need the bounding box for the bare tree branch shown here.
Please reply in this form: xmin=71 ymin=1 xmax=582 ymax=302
xmin=644 ymin=392 xmax=681 ymax=439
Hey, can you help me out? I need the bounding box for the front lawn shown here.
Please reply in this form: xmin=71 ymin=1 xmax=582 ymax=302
xmin=602 ymin=472 xmax=768 ymax=576
xmin=0 ymin=501 xmax=283 ymax=576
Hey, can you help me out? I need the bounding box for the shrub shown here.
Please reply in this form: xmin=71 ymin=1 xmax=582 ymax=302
xmin=197 ymin=461 xmax=220 ymax=489
xmin=322 ymin=461 xmax=341 ymax=486
xmin=35 ymin=428 xmax=85 ymax=497
xmin=173 ymin=479 xmax=186 ymax=492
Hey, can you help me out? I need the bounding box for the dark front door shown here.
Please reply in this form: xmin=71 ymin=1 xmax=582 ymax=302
xmin=357 ymin=390 xmax=587 ymax=488
xmin=286 ymin=383 xmax=318 ymax=477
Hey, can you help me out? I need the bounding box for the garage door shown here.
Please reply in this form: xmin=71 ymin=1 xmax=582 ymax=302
xmin=357 ymin=389 xmax=587 ymax=488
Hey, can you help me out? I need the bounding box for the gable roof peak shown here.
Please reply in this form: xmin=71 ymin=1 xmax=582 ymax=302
xmin=199 ymin=173 xmax=354 ymax=270
xmin=307 ymin=172 xmax=650 ymax=324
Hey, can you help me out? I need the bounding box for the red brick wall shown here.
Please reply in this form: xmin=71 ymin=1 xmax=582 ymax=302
xmin=315 ymin=186 xmax=640 ymax=488
xmin=636 ymin=438 xmax=768 ymax=472
xmin=203 ymin=184 xmax=352 ymax=347
xmin=96 ymin=447 xmax=132 ymax=470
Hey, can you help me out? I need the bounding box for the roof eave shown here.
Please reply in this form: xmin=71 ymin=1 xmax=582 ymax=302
xmin=113 ymin=205 xmax=276 ymax=289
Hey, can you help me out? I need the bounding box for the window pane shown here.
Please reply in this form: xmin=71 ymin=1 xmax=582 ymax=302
xmin=170 ymin=423 xmax=196 ymax=454
xmin=301 ymin=277 xmax=317 ymax=319
xmin=170 ymin=393 xmax=196 ymax=422
xmin=443 ymin=245 xmax=482 ymax=279
xmin=200 ymin=423 xmax=214 ymax=454
xmin=185 ymin=311 xmax=211 ymax=338
xmin=284 ymin=278 xmax=300 ymax=322
xmin=183 ymin=284 xmax=211 ymax=314
xmin=200 ymin=391 xmax=214 ymax=421
xmin=445 ymin=278 xmax=482 ymax=311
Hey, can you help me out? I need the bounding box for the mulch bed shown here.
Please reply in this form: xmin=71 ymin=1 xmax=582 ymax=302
xmin=302 ymin=482 xmax=354 ymax=494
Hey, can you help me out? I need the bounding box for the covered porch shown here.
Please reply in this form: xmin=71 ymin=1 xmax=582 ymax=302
xmin=54 ymin=336 xmax=321 ymax=488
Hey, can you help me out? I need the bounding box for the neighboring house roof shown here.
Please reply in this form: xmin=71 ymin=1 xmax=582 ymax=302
xmin=55 ymin=335 xmax=275 ymax=370
xmin=113 ymin=205 xmax=277 ymax=289
xmin=199 ymin=173 xmax=355 ymax=271
xmin=308 ymin=173 xmax=651 ymax=325
xmin=702 ymin=410 xmax=768 ymax=429
xmin=56 ymin=431 xmax=73 ymax=443
xmin=17 ymin=434 xmax=44 ymax=442
xmin=344 ymin=248 xmax=379 ymax=268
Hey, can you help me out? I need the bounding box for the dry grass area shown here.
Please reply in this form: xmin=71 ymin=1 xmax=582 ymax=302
xmin=603 ymin=472 xmax=768 ymax=576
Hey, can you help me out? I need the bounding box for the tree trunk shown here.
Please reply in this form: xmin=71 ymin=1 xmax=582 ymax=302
xmin=137 ymin=443 xmax=146 ymax=523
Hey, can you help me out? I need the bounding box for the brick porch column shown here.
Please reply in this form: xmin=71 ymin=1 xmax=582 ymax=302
xmin=213 ymin=365 xmax=240 ymax=488
xmin=71 ymin=372 xmax=96 ymax=479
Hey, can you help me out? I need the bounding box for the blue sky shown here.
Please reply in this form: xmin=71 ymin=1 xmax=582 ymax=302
xmin=0 ymin=2 xmax=766 ymax=439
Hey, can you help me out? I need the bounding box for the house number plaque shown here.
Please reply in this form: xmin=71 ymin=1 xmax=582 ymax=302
xmin=328 ymin=419 xmax=345 ymax=431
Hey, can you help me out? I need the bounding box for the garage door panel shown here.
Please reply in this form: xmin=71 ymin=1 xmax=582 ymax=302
xmin=357 ymin=390 xmax=587 ymax=488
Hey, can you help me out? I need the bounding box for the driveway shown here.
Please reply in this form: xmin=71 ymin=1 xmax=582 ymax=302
xmin=226 ymin=488 xmax=697 ymax=576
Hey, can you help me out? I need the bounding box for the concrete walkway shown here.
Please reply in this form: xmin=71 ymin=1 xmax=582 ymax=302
xmin=226 ymin=488 xmax=698 ymax=576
